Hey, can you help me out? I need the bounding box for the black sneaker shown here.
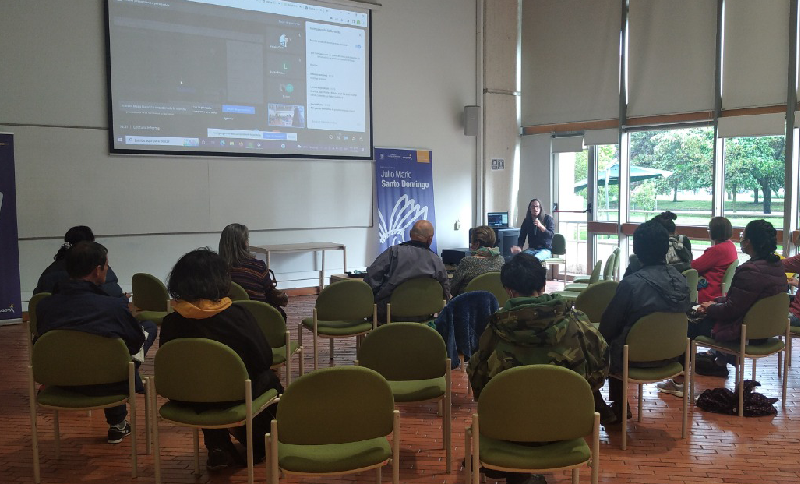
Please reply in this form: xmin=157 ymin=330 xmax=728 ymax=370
xmin=206 ymin=448 xmax=235 ymax=471
xmin=107 ymin=421 xmax=131 ymax=444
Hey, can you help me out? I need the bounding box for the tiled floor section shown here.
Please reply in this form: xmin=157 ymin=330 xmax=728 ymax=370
xmin=4 ymin=287 xmax=800 ymax=483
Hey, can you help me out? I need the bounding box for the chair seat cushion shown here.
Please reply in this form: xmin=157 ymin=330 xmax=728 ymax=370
xmin=272 ymin=341 xmax=301 ymax=366
xmin=278 ymin=437 xmax=391 ymax=473
xmin=389 ymin=376 xmax=446 ymax=402
xmin=564 ymin=283 xmax=589 ymax=293
xmin=695 ymin=336 xmax=784 ymax=356
xmin=38 ymin=386 xmax=128 ymax=408
xmin=791 ymin=326 xmax=800 ymax=336
xmin=135 ymin=310 xmax=168 ymax=325
xmin=479 ymin=435 xmax=591 ymax=470
xmin=572 ymin=275 xmax=591 ymax=283
xmin=159 ymin=388 xmax=279 ymax=426
xmin=301 ymin=318 xmax=373 ymax=336
xmin=541 ymin=258 xmax=566 ymax=265
xmin=620 ymin=361 xmax=684 ymax=382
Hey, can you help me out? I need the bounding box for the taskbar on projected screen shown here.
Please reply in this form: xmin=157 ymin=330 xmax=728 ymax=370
xmin=115 ymin=135 xmax=369 ymax=157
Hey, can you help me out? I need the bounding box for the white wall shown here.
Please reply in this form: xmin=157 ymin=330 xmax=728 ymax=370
xmin=518 ymin=134 xmax=552 ymax=226
xmin=1 ymin=0 xmax=477 ymax=302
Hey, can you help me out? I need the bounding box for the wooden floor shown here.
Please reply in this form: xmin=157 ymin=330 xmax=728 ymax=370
xmin=4 ymin=285 xmax=800 ymax=484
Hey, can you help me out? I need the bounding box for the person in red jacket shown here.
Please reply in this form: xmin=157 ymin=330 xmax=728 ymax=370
xmin=691 ymin=217 xmax=739 ymax=303
xmin=782 ymin=255 xmax=800 ymax=326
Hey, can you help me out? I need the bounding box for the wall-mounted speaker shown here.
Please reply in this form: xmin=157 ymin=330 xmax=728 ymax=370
xmin=464 ymin=105 xmax=480 ymax=136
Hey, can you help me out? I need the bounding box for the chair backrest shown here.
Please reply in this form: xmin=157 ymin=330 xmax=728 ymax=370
xmin=682 ymin=268 xmax=699 ymax=303
xmin=277 ymin=366 xmax=394 ymax=444
xmin=586 ymin=260 xmax=603 ymax=285
xmin=743 ymin=292 xmax=790 ymax=340
xmin=611 ymin=247 xmax=621 ymax=280
xmin=357 ymin=323 xmax=446 ymax=381
xmin=32 ymin=330 xmax=130 ymax=386
xmin=155 ymin=338 xmax=248 ymax=402
xmin=721 ymin=259 xmax=739 ymax=296
xmin=550 ymin=234 xmax=566 ymax=256
xmin=316 ymin=279 xmax=375 ymax=320
xmin=464 ymin=272 xmax=507 ymax=306
xmin=478 ymin=365 xmax=594 ymax=442
xmin=233 ymin=300 xmax=286 ymax=348
xmin=228 ymin=281 xmax=250 ymax=301
xmin=28 ymin=292 xmax=51 ymax=338
xmin=625 ymin=312 xmax=688 ymax=362
xmin=574 ymin=280 xmax=619 ymax=324
xmin=132 ymin=273 xmax=170 ymax=312
xmin=602 ymin=251 xmax=617 ymax=281
xmin=388 ymin=277 xmax=445 ymax=319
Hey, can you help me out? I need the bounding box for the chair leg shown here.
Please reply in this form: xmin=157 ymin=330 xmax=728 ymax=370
xmin=465 ymin=427 xmax=472 ymax=484
xmin=144 ymin=378 xmax=151 ymax=455
xmin=682 ymin=338 xmax=689 ymax=439
xmin=330 ymin=338 xmax=335 ymax=365
xmin=128 ymin=363 xmax=137 ymax=478
xmin=269 ymin=420 xmax=280 ymax=484
xmin=192 ymin=428 xmax=200 ymax=475
xmin=690 ymin=341 xmax=697 ymax=406
xmin=591 ymin=412 xmax=599 ymax=484
xmin=152 ymin=379 xmax=162 ymax=484
xmin=471 ymin=415 xmax=480 ymax=484
xmin=752 ymin=359 xmax=757 ymax=381
xmin=28 ymin=365 xmax=40 ymax=484
xmin=622 ymin=345 xmax=628 ymax=451
xmin=783 ymin=326 xmax=790 ymax=407
xmin=298 ymin=345 xmax=305 ymax=376
xmin=376 ymin=466 xmax=381 ymax=484
xmin=246 ymin=381 xmax=254 ymax=484
xmin=445 ymin=361 xmax=452 ymax=473
xmin=637 ymin=383 xmax=643 ymax=422
xmin=53 ymin=411 xmax=60 ymax=459
xmin=313 ymin=311 xmax=319 ymax=371
xmin=392 ymin=409 xmax=400 ymax=484
xmin=572 ymin=467 xmax=580 ymax=484
xmin=285 ymin=331 xmax=292 ymax=385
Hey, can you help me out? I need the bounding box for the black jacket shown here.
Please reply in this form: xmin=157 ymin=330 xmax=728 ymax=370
xmin=35 ymin=258 xmax=125 ymax=298
xmin=37 ymin=279 xmax=145 ymax=355
xmin=517 ymin=214 xmax=555 ymax=250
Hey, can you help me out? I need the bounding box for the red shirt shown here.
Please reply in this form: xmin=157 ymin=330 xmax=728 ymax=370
xmin=783 ymin=255 xmax=800 ymax=318
xmin=691 ymin=240 xmax=738 ymax=303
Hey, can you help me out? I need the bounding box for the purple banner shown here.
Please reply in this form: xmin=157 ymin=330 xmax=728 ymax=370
xmin=0 ymin=133 xmax=21 ymax=321
xmin=375 ymin=148 xmax=437 ymax=254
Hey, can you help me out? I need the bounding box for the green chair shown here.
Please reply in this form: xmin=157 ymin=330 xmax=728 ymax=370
xmin=356 ymin=323 xmax=452 ymax=473
xmin=28 ymin=330 xmax=143 ymax=483
xmin=228 ymin=281 xmax=250 ymax=301
xmin=151 ymin=338 xmax=279 ymax=484
xmin=573 ymin=280 xmax=619 ymax=326
xmin=132 ymin=273 xmax=171 ymax=325
xmin=611 ymin=246 xmax=621 ymax=281
xmin=682 ymin=269 xmax=699 ymax=304
xmin=720 ymin=259 xmax=739 ymax=296
xmin=573 ymin=248 xmax=618 ymax=284
xmin=300 ymin=279 xmax=376 ymax=370
xmin=465 ymin=365 xmax=599 ymax=484
xmin=25 ymin=292 xmax=50 ymax=362
xmin=266 ymin=366 xmax=400 ymax=484
xmin=613 ymin=312 xmax=689 ymax=450
xmin=234 ymin=300 xmax=303 ymax=384
xmin=464 ymin=271 xmax=507 ymax=306
xmin=691 ymin=292 xmax=789 ymax=417
xmin=564 ymin=260 xmax=603 ymax=293
xmin=386 ymin=277 xmax=446 ymax=324
xmin=541 ymin=233 xmax=568 ymax=283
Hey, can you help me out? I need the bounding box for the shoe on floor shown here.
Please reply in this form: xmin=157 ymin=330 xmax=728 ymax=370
xmin=695 ymin=356 xmax=730 ymax=377
xmin=207 ymin=447 xmax=237 ymax=471
xmin=506 ymin=473 xmax=547 ymax=484
xmin=611 ymin=401 xmax=632 ymax=421
xmin=596 ymin=400 xmax=619 ymax=426
xmin=107 ymin=421 xmax=131 ymax=444
xmin=657 ymin=379 xmax=684 ymax=397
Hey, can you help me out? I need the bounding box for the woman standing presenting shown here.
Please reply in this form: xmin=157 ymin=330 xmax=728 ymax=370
xmin=510 ymin=198 xmax=555 ymax=260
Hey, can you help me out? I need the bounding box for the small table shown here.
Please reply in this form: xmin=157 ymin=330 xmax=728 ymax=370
xmin=249 ymin=242 xmax=347 ymax=291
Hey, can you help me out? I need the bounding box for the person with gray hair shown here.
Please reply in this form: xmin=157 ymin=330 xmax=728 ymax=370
xmin=365 ymin=219 xmax=450 ymax=322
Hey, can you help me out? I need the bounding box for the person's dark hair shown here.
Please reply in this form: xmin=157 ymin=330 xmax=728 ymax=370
xmin=743 ymin=219 xmax=780 ymax=263
xmin=65 ymin=241 xmax=107 ymax=279
xmin=523 ymin=198 xmax=545 ymax=225
xmin=500 ymin=253 xmax=547 ymax=296
xmin=708 ymin=217 xmax=733 ymax=243
xmin=653 ymin=211 xmax=677 ymax=234
xmin=167 ymin=248 xmax=231 ymax=302
xmin=55 ymin=225 xmax=95 ymax=261
xmin=219 ymin=223 xmax=251 ymax=267
xmin=633 ymin=220 xmax=670 ymax=266
xmin=471 ymin=225 xmax=497 ymax=248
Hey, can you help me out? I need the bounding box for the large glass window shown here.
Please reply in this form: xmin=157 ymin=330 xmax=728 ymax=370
xmin=722 ymin=135 xmax=785 ymax=230
xmin=556 ymin=150 xmax=588 ymax=274
xmin=628 ymin=127 xmax=714 ymax=225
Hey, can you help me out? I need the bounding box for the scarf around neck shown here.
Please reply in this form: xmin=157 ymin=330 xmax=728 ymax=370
xmin=172 ymin=298 xmax=232 ymax=319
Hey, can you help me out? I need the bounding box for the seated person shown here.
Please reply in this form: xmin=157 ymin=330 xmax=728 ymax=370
xmin=37 ymin=241 xmax=157 ymax=444
xmin=691 ymin=217 xmax=738 ymax=303
xmin=783 ymin=255 xmax=800 ymax=327
xmin=34 ymin=225 xmax=125 ymax=298
xmin=159 ymin=248 xmax=282 ymax=470
xmin=365 ymin=220 xmax=450 ymax=321
xmin=467 ymin=254 xmax=609 ymax=484
xmin=219 ymin=223 xmax=288 ymax=320
xmin=598 ymin=220 xmax=691 ymax=420
xmin=450 ymin=225 xmax=505 ymax=297
xmin=693 ymin=219 xmax=787 ymax=342
xmin=510 ymin=198 xmax=555 ymax=260
xmin=655 ymin=211 xmax=693 ymax=272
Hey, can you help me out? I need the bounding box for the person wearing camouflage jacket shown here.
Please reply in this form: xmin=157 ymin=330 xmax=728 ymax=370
xmin=467 ymin=254 xmax=609 ymax=400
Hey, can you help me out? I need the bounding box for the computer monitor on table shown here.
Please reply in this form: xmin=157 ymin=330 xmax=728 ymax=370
xmin=487 ymin=212 xmax=509 ymax=228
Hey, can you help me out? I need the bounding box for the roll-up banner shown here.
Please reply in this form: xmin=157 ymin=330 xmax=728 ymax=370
xmin=375 ymin=148 xmax=437 ymax=254
xmin=0 ymin=133 xmax=21 ymax=324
